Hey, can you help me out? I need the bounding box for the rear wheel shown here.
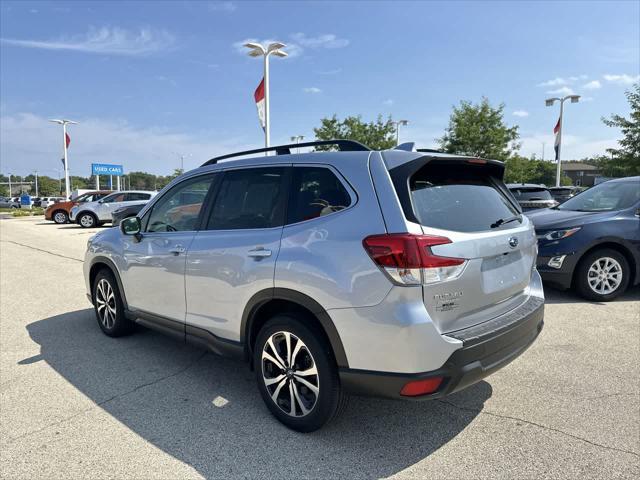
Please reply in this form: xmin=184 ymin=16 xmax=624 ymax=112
xmin=92 ymin=269 xmax=133 ymax=337
xmin=575 ymin=248 xmax=629 ymax=301
xmin=78 ymin=212 xmax=97 ymax=228
xmin=53 ymin=210 xmax=68 ymax=224
xmin=254 ymin=315 xmax=346 ymax=432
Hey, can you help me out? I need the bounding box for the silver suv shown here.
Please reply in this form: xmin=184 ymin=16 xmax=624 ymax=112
xmin=83 ymin=140 xmax=544 ymax=432
xmin=71 ymin=190 xmax=156 ymax=228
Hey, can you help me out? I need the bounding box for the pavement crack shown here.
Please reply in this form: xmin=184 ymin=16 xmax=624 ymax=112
xmin=0 ymin=240 xmax=83 ymax=262
xmin=5 ymin=351 xmax=208 ymax=445
xmin=438 ymin=399 xmax=640 ymax=458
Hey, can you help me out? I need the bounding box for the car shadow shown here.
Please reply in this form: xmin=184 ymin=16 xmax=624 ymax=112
xmin=22 ymin=309 xmax=491 ymax=478
xmin=543 ymin=284 xmax=640 ymax=305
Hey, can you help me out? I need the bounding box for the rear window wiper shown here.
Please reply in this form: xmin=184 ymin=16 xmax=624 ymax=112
xmin=490 ymin=215 xmax=522 ymax=229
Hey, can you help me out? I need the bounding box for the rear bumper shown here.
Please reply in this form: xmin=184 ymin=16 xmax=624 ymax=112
xmin=339 ymin=295 xmax=544 ymax=400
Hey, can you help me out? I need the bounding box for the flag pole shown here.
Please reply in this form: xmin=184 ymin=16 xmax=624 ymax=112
xmin=555 ymin=100 xmax=564 ymax=187
xmin=63 ymin=122 xmax=71 ymax=199
xmin=264 ymin=53 xmax=270 ymax=151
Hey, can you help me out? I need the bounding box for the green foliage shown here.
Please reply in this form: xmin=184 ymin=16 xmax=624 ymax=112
xmin=504 ymin=156 xmax=571 ymax=186
xmin=313 ymin=114 xmax=396 ymax=150
xmin=601 ymin=83 xmax=640 ymax=176
xmin=438 ymin=97 xmax=520 ymax=160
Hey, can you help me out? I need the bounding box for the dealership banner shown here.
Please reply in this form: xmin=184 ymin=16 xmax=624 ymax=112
xmin=91 ymin=163 xmax=124 ymax=176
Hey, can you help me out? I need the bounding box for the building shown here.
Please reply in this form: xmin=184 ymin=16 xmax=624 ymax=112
xmin=561 ymin=162 xmax=602 ymax=187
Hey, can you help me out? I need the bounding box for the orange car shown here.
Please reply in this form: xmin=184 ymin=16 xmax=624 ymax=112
xmin=45 ymin=191 xmax=112 ymax=224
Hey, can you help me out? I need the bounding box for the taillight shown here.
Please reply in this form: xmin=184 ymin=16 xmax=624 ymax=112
xmin=363 ymin=233 xmax=466 ymax=286
xmin=400 ymin=376 xmax=443 ymax=396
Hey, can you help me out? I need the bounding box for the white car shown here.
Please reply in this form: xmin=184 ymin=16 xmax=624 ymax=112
xmin=40 ymin=197 xmax=64 ymax=209
xmin=70 ymin=190 xmax=156 ymax=228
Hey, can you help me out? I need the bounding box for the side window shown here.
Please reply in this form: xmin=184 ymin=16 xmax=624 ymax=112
xmin=206 ymin=167 xmax=286 ymax=230
xmin=125 ymin=192 xmax=151 ymax=201
xmin=287 ymin=167 xmax=352 ymax=224
xmin=146 ymin=175 xmax=215 ymax=233
xmin=106 ymin=193 xmax=126 ymax=203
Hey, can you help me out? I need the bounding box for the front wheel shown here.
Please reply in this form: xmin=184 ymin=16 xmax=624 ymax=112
xmin=575 ymin=248 xmax=630 ymax=301
xmin=78 ymin=212 xmax=97 ymax=228
xmin=53 ymin=210 xmax=68 ymax=224
xmin=92 ymin=269 xmax=133 ymax=337
xmin=254 ymin=315 xmax=346 ymax=432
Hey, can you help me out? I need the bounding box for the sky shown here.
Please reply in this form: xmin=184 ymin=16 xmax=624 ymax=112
xmin=1 ymin=0 xmax=639 ymax=177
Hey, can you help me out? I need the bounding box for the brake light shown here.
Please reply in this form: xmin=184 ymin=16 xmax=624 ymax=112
xmin=362 ymin=234 xmax=466 ymax=285
xmin=400 ymin=377 xmax=443 ymax=396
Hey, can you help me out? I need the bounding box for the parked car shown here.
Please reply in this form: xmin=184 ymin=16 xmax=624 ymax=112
xmin=84 ymin=140 xmax=544 ymax=432
xmin=31 ymin=197 xmax=42 ymax=207
xmin=507 ymin=184 xmax=559 ymax=210
xmin=548 ymin=186 xmax=583 ymax=203
xmin=529 ymin=176 xmax=640 ymax=301
xmin=111 ymin=203 xmax=145 ymax=227
xmin=11 ymin=197 xmax=22 ymax=208
xmin=40 ymin=197 xmax=64 ymax=209
xmin=71 ymin=190 xmax=156 ymax=228
xmin=44 ymin=191 xmax=112 ymax=224
xmin=0 ymin=197 xmax=20 ymax=208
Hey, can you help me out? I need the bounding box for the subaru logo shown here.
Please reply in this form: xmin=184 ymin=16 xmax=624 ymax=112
xmin=508 ymin=237 xmax=519 ymax=248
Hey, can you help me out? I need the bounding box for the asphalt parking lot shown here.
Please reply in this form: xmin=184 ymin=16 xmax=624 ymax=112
xmin=1 ymin=216 xmax=638 ymax=479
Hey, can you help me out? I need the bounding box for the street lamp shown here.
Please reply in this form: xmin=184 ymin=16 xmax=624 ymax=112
xmin=244 ymin=42 xmax=288 ymax=150
xmin=290 ymin=135 xmax=304 ymax=153
xmin=49 ymin=118 xmax=78 ymax=199
xmin=545 ymin=95 xmax=580 ymax=187
xmin=394 ymin=120 xmax=409 ymax=145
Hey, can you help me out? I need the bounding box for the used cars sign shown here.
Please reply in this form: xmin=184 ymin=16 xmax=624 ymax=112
xmin=91 ymin=163 xmax=124 ymax=176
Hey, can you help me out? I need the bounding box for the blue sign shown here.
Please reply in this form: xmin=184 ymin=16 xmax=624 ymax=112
xmin=20 ymin=193 xmax=31 ymax=206
xmin=92 ymin=163 xmax=124 ymax=176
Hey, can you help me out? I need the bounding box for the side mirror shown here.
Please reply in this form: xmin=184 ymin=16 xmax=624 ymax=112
xmin=121 ymin=216 xmax=142 ymax=241
xmin=635 ymin=208 xmax=640 ymax=218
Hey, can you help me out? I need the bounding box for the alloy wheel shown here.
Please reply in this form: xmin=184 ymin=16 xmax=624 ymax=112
xmin=587 ymin=257 xmax=622 ymax=295
xmin=80 ymin=214 xmax=95 ymax=227
xmin=54 ymin=212 xmax=67 ymax=224
xmin=95 ymin=278 xmax=117 ymax=329
xmin=261 ymin=331 xmax=320 ymax=417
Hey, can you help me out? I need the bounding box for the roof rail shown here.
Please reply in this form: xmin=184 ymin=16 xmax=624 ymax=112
xmin=416 ymin=148 xmax=445 ymax=154
xmin=202 ymin=139 xmax=370 ymax=166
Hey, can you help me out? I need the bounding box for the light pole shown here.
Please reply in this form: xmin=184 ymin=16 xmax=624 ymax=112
xmin=8 ymin=174 xmax=11 ymax=197
xmin=34 ymin=171 xmax=38 ymax=197
xmin=394 ymin=120 xmax=409 ymax=145
xmin=244 ymin=42 xmax=288 ymax=150
xmin=545 ymin=95 xmax=580 ymax=187
xmin=290 ymin=135 xmax=304 ymax=153
xmin=49 ymin=119 xmax=77 ymax=199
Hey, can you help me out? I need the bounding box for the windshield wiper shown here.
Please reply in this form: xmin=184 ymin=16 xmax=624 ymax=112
xmin=490 ymin=215 xmax=522 ymax=229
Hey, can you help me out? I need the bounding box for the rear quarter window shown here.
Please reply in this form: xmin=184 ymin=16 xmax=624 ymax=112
xmin=408 ymin=163 xmax=520 ymax=232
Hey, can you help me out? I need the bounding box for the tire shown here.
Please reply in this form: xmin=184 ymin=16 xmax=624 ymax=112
xmin=52 ymin=210 xmax=68 ymax=224
xmin=92 ymin=269 xmax=133 ymax=337
xmin=254 ymin=314 xmax=347 ymax=432
xmin=78 ymin=212 xmax=98 ymax=228
xmin=575 ymin=248 xmax=630 ymax=301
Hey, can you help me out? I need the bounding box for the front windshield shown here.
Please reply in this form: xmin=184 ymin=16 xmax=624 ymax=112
xmin=558 ymin=180 xmax=640 ymax=212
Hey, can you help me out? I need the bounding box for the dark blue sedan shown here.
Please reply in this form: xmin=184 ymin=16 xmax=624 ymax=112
xmin=528 ymin=176 xmax=640 ymax=301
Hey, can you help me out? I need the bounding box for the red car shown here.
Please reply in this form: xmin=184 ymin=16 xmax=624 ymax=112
xmin=44 ymin=191 xmax=111 ymax=224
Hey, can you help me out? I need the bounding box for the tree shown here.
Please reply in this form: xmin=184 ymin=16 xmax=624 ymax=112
xmin=504 ymin=156 xmax=571 ymax=186
xmin=313 ymin=115 xmax=396 ymax=150
xmin=438 ymin=97 xmax=520 ymax=160
xmin=601 ymin=83 xmax=640 ymax=176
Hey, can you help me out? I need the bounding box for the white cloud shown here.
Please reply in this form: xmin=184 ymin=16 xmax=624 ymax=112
xmin=603 ymin=74 xmax=640 ymax=85
xmin=382 ymin=99 xmax=394 ymax=106
xmin=290 ymin=33 xmax=349 ymax=49
xmin=318 ymin=68 xmax=342 ymax=75
xmin=303 ymin=87 xmax=322 ymax=94
xmin=581 ymin=96 xmax=594 ymax=102
xmin=546 ymin=86 xmax=575 ymax=96
xmin=207 ymin=1 xmax=237 ymax=12
xmin=512 ymin=110 xmax=529 ymax=117
xmin=0 ymin=27 xmax=175 ymax=56
xmin=0 ymin=113 xmax=251 ymax=175
xmin=583 ymin=80 xmax=601 ymax=90
xmin=538 ymin=75 xmax=587 ymax=88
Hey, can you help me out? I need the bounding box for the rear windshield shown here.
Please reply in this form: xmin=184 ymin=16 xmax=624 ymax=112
xmin=510 ymin=187 xmax=553 ymax=201
xmin=409 ymin=164 xmax=520 ymax=232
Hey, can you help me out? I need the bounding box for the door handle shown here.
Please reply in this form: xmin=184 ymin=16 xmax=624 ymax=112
xmin=169 ymin=245 xmax=186 ymax=255
xmin=248 ymin=248 xmax=272 ymax=258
